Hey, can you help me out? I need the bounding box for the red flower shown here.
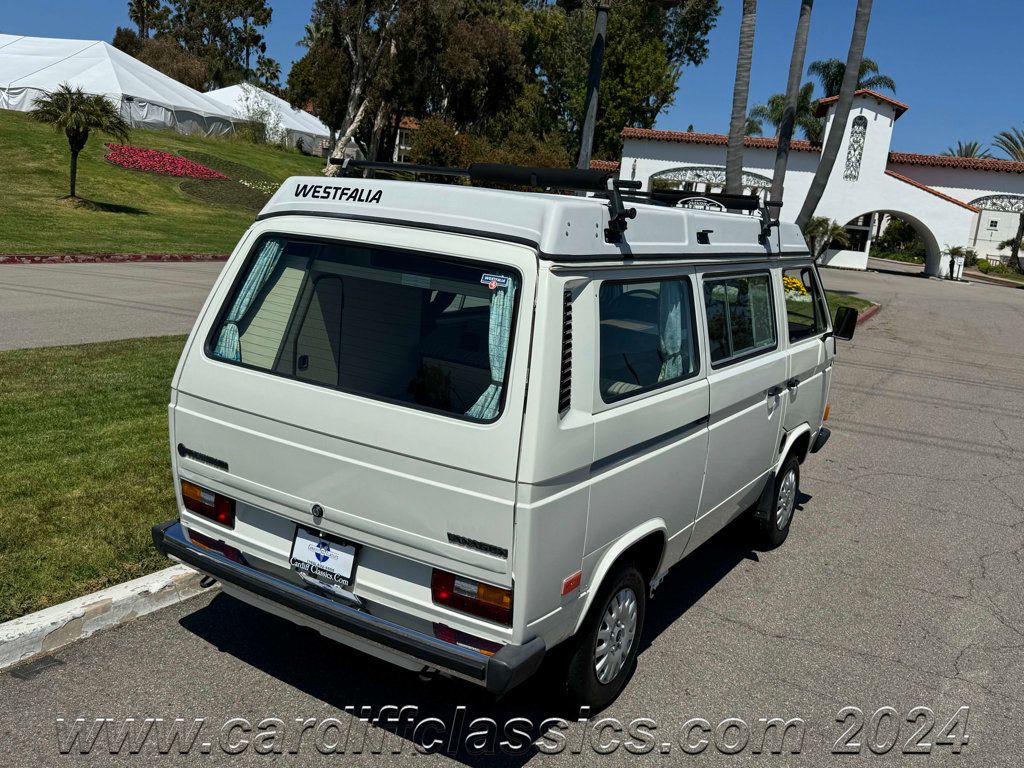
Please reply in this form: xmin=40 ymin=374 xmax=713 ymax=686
xmin=104 ymin=144 xmax=229 ymax=180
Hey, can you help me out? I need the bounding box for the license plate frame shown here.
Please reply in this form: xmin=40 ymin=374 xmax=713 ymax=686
xmin=289 ymin=526 xmax=358 ymax=588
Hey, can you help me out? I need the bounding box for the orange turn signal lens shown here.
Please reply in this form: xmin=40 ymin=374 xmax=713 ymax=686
xmin=823 ymin=402 xmax=831 ymax=422
xmin=431 ymin=570 xmax=512 ymax=625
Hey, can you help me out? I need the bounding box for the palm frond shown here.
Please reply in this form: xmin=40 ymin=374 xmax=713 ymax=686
xmin=993 ymin=127 xmax=1024 ymax=162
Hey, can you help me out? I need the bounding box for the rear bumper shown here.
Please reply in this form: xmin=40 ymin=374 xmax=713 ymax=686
xmin=151 ymin=520 xmax=544 ymax=694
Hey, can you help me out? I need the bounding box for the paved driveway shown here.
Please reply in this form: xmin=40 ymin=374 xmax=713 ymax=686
xmin=1 ymin=266 xmax=1022 ymax=766
xmin=0 ymin=262 xmax=224 ymax=351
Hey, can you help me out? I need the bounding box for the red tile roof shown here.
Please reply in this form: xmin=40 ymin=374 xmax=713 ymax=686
xmin=815 ymin=89 xmax=910 ymax=118
xmin=888 ymin=151 xmax=1024 ymax=174
xmin=620 ymin=127 xmax=820 ymax=152
xmin=884 ymin=170 xmax=979 ymax=212
xmin=589 ymin=159 xmax=621 ymax=172
xmin=399 ymin=116 xmax=420 ymax=130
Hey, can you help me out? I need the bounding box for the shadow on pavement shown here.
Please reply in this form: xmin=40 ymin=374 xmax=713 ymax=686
xmin=178 ymin=521 xmax=762 ymax=766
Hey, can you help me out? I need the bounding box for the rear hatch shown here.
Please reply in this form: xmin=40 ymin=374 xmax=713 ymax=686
xmin=172 ymin=219 xmax=536 ymax=586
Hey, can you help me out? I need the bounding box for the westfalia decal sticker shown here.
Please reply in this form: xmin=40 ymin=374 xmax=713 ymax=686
xmin=294 ymin=183 xmax=383 ymax=203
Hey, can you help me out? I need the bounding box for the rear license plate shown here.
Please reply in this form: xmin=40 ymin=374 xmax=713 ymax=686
xmin=289 ymin=526 xmax=357 ymax=587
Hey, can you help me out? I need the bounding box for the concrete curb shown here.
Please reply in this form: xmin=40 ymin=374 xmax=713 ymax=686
xmin=0 ymin=565 xmax=212 ymax=672
xmin=0 ymin=253 xmax=228 ymax=265
xmin=856 ymin=303 xmax=881 ymax=325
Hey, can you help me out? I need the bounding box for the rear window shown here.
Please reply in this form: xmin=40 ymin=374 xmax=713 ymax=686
xmin=208 ymin=235 xmax=520 ymax=422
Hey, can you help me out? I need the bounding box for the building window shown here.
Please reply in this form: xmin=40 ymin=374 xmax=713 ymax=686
xmin=843 ymin=115 xmax=868 ymax=182
xmin=989 ymin=219 xmax=999 ymax=229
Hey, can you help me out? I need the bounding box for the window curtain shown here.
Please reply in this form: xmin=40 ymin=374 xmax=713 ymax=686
xmin=657 ymin=281 xmax=684 ymax=381
xmin=466 ymin=279 xmax=516 ymax=420
xmin=748 ymin=277 xmax=773 ymax=346
xmin=213 ymin=239 xmax=284 ymax=361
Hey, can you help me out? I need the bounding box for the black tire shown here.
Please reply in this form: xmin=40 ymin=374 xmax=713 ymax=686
xmin=755 ymin=454 xmax=800 ymax=549
xmin=565 ymin=562 xmax=646 ymax=711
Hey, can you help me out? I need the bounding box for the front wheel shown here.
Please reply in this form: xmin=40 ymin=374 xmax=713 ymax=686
xmin=565 ymin=562 xmax=646 ymax=710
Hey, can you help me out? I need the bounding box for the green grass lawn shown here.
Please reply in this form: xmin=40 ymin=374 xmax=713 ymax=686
xmin=0 ymin=110 xmax=325 ymax=255
xmin=825 ymin=291 xmax=874 ymax=320
xmin=0 ymin=336 xmax=185 ymax=622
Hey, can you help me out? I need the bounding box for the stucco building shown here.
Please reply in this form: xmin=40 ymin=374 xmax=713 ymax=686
xmin=615 ymin=90 xmax=1024 ymax=277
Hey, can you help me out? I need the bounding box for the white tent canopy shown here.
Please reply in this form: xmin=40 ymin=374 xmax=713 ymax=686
xmin=205 ymin=84 xmax=331 ymax=152
xmin=0 ymin=33 xmax=237 ymax=136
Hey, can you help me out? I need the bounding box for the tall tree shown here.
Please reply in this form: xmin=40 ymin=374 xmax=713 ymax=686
xmin=796 ymin=0 xmax=874 ymax=230
xmin=165 ymin=0 xmax=273 ymax=88
xmin=136 ymin=35 xmax=209 ymax=89
xmin=770 ymin=0 xmax=813 ymax=206
xmin=31 ymin=85 xmax=131 ymax=198
xmin=725 ymin=0 xmax=757 ymax=195
xmin=128 ymin=0 xmax=167 ymax=38
xmin=943 ymin=140 xmax=991 ymax=158
xmin=748 ymin=83 xmax=821 ymax=142
xmin=993 ymin=127 xmax=1024 ymax=271
xmin=255 ymin=55 xmax=280 ymax=88
xmin=807 ymin=56 xmax=894 ymax=98
xmin=320 ymin=0 xmax=401 ymax=172
xmin=236 ymin=0 xmax=272 ymax=77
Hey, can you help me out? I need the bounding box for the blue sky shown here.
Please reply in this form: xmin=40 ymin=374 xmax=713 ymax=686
xmin=4 ymin=0 xmax=1020 ymax=155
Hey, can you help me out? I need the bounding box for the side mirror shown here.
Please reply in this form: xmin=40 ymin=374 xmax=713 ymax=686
xmin=833 ymin=305 xmax=857 ymax=341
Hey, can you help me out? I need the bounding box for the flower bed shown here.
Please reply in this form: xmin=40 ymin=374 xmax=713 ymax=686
xmin=104 ymin=144 xmax=228 ymax=180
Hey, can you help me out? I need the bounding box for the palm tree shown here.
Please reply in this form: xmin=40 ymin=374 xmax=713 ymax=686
xmin=943 ymin=141 xmax=992 ymax=159
xmin=749 ymin=82 xmax=822 ymax=142
xmin=796 ymin=0 xmax=874 ymax=230
xmin=128 ymin=0 xmax=161 ymax=39
xmin=770 ymin=0 xmax=815 ymax=207
xmin=993 ymin=127 xmax=1024 ymax=271
xmin=726 ymin=0 xmax=758 ymax=195
xmin=256 ymin=56 xmax=281 ymax=88
xmin=993 ymin=127 xmax=1024 ymax=162
xmin=807 ymin=56 xmax=895 ymax=97
xmin=31 ymin=85 xmax=131 ymax=199
xmin=804 ymin=216 xmax=851 ymax=261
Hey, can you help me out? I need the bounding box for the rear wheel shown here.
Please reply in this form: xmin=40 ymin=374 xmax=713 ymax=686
xmin=565 ymin=562 xmax=646 ymax=710
xmin=754 ymin=454 xmax=800 ymax=549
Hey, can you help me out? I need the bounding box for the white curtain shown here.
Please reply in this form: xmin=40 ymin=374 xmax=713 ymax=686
xmin=657 ymin=280 xmax=684 ymax=381
xmin=213 ymin=239 xmax=284 ymax=361
xmin=466 ymin=279 xmax=516 ymax=420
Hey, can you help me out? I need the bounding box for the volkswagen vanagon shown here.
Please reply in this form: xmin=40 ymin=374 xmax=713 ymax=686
xmin=153 ymin=162 xmax=855 ymax=708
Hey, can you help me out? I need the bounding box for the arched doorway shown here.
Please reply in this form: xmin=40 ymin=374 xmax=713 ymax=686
xmin=834 ymin=210 xmax=944 ymax=275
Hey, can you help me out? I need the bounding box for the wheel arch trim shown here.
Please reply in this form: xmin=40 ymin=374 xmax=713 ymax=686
xmin=573 ymin=519 xmax=667 ymax=634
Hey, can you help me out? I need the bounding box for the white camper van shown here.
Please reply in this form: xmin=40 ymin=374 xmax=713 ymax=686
xmin=153 ymin=162 xmax=856 ymax=708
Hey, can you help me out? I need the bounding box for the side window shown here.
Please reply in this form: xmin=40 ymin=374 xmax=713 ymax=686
xmin=703 ymin=273 xmax=776 ymax=365
xmin=783 ymin=267 xmax=828 ymax=342
xmin=598 ymin=278 xmax=698 ymax=402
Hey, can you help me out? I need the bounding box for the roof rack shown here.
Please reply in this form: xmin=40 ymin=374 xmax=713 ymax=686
xmin=329 ymin=158 xmax=770 ymax=242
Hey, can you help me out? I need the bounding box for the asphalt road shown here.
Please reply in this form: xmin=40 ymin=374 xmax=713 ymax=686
xmin=0 ymin=262 xmax=225 ymax=351
xmin=2 ymin=264 xmax=1023 ymax=766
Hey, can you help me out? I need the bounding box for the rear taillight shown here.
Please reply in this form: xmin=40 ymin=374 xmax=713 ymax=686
xmin=431 ymin=569 xmax=512 ymax=625
xmin=433 ymin=623 xmax=502 ymax=656
xmin=187 ymin=529 xmax=242 ymax=562
xmin=181 ymin=480 xmax=235 ymax=528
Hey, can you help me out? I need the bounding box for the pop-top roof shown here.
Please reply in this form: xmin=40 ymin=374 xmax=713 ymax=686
xmin=257 ymin=176 xmax=809 ymax=260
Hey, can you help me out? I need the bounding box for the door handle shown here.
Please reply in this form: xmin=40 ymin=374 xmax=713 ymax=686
xmin=786 ymin=377 xmax=800 ymax=389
